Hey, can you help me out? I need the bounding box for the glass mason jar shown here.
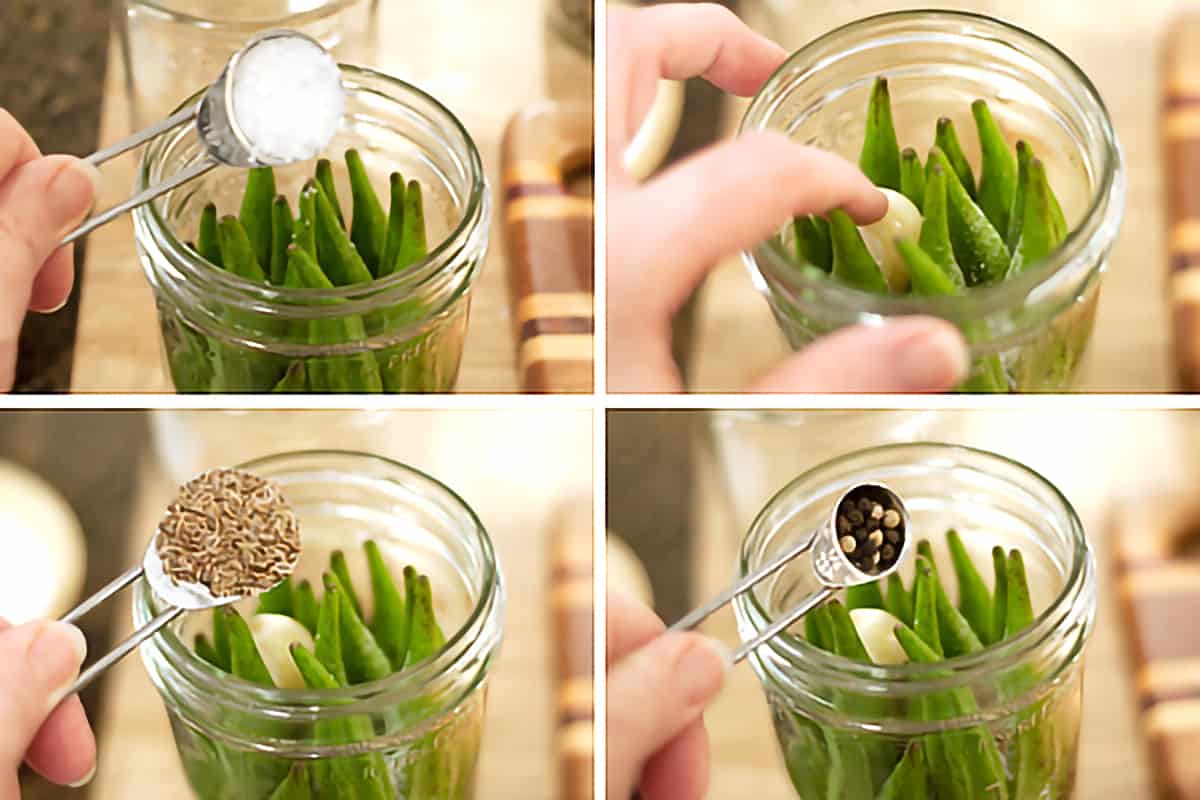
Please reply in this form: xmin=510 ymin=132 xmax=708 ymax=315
xmin=733 ymin=443 xmax=1095 ymax=799
xmin=134 ymin=451 xmax=505 ymax=799
xmin=740 ymin=11 xmax=1125 ymax=392
xmin=134 ymin=65 xmax=490 ymax=394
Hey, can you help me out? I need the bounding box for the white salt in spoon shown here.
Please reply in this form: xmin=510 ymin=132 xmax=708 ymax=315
xmin=668 ymin=483 xmax=912 ymax=663
xmin=61 ymin=29 xmax=344 ymax=246
xmin=58 ymin=468 xmax=301 ymax=696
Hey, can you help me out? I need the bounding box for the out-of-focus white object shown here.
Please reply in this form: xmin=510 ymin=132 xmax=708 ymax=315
xmin=624 ymin=79 xmax=685 ymax=181
xmin=849 ymin=607 xmax=908 ymax=665
xmin=607 ymin=533 xmax=654 ymax=607
xmin=0 ymin=461 xmax=86 ymax=623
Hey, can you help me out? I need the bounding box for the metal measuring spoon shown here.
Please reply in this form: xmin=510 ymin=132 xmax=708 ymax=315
xmin=61 ymin=29 xmax=342 ymax=246
xmin=668 ymin=483 xmax=912 ymax=664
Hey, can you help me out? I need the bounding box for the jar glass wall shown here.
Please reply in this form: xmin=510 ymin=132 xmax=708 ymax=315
xmin=733 ymin=443 xmax=1095 ymax=799
xmin=134 ymin=65 xmax=489 ymax=394
xmin=134 ymin=451 xmax=505 ymax=800
xmin=740 ymin=11 xmax=1124 ymax=392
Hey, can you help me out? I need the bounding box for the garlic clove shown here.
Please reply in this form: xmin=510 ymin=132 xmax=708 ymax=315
xmin=848 ymin=607 xmax=909 ymax=665
xmin=858 ymin=188 xmax=923 ymax=293
xmin=248 ymin=613 xmax=316 ymax=689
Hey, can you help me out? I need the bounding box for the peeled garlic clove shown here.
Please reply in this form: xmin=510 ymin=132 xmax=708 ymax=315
xmin=848 ymin=607 xmax=909 ymax=665
xmin=249 ymin=613 xmax=315 ymax=689
xmin=859 ymin=188 xmax=923 ymax=293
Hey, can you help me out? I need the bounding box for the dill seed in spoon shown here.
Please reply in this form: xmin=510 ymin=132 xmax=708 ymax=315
xmin=156 ymin=468 xmax=301 ymax=597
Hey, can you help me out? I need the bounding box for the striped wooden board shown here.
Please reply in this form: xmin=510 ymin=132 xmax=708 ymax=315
xmin=549 ymin=497 xmax=594 ymax=800
xmin=1165 ymin=14 xmax=1200 ymax=391
xmin=502 ymin=104 xmax=594 ymax=393
xmin=1112 ymin=496 xmax=1200 ymax=799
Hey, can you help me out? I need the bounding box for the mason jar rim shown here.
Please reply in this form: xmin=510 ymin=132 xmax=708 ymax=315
xmin=135 ymin=449 xmax=503 ymax=740
xmin=740 ymin=9 xmax=1125 ymax=323
xmin=127 ymin=0 xmax=364 ymax=30
xmin=734 ymin=442 xmax=1094 ymax=724
xmin=134 ymin=64 xmax=488 ymax=319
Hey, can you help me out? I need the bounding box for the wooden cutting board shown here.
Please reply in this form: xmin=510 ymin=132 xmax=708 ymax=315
xmin=1112 ymin=496 xmax=1200 ymax=799
xmin=501 ymin=104 xmax=594 ymax=394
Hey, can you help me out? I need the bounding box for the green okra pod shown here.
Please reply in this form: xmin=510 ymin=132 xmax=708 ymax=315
xmin=916 ymin=540 xmax=938 ymax=581
xmin=804 ymin=602 xmax=835 ymax=652
xmin=926 ymin=147 xmax=1010 ymax=286
xmin=899 ymin=148 xmax=926 ymax=212
xmin=792 ymin=215 xmax=832 ymax=272
xmin=365 ymin=540 xmax=410 ymax=670
xmin=934 ymin=117 xmax=977 ymax=199
xmin=918 ymin=163 xmax=967 ymax=288
xmin=898 ymin=238 xmax=959 ymax=297
xmin=346 ymin=149 xmax=388 ymax=276
xmin=913 ymin=559 xmax=943 ymax=656
xmin=211 ymin=606 xmax=232 ymax=672
xmin=1007 ymin=140 xmax=1033 ymax=252
xmin=846 ymin=582 xmax=886 ymax=612
xmin=380 ymin=172 xmax=407 ymax=278
xmin=240 ymin=166 xmax=276 ymax=270
xmin=296 ymin=182 xmax=318 ymax=259
xmin=404 ymin=568 xmax=446 ymax=667
xmin=884 ymin=573 xmax=914 ymax=627
xmin=384 ymin=179 xmax=428 ymax=277
xmin=315 ymin=577 xmax=348 ymax=685
xmin=876 ymin=741 xmax=929 ymax=800
xmin=193 ymin=633 xmax=221 ymax=668
xmin=946 ymin=528 xmax=993 ymax=643
xmin=1008 ymin=157 xmax=1068 ymax=277
xmin=972 ymin=100 xmax=1018 ymax=238
xmin=860 ymin=77 xmax=903 ymax=191
xmin=257 ymin=577 xmax=294 ymax=617
xmin=1004 ymin=548 xmax=1035 ymax=639
xmin=330 ymin=550 xmax=364 ymax=620
xmin=830 ymin=209 xmax=889 ymax=293
xmin=294 ymin=580 xmax=320 ymax=635
xmin=272 ymin=361 xmax=309 ymax=393
xmin=325 ymin=572 xmax=393 ymax=684
xmin=313 ymin=182 xmax=375 ymax=286
xmin=198 ymin=202 xmax=222 ymax=268
xmin=827 ymin=601 xmax=895 ymax=793
xmin=217 ymin=216 xmax=269 ymax=284
xmin=267 ymin=764 xmax=312 ymax=800
xmin=269 ymin=195 xmax=294 ymax=286
xmin=990 ymin=546 xmax=1009 ymax=646
xmin=315 ymin=159 xmax=345 ymax=229
xmin=933 ymin=579 xmax=984 ymax=658
xmin=223 ymin=607 xmax=275 ymax=687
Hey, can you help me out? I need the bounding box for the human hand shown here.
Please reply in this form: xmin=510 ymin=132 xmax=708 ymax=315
xmin=0 ymin=618 xmax=96 ymax=800
xmin=0 ymin=109 xmax=100 ymax=391
xmin=606 ymin=591 xmax=730 ymax=800
xmin=606 ymin=3 xmax=968 ymax=393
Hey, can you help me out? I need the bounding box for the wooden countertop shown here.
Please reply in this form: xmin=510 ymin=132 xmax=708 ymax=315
xmin=689 ymin=408 xmax=1200 ymax=799
xmin=691 ymin=0 xmax=1174 ymax=393
xmin=89 ymin=409 xmax=592 ymax=800
xmin=70 ymin=1 xmax=592 ymax=393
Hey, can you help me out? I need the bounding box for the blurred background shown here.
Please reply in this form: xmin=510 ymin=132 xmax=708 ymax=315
xmin=2 ymin=0 xmax=593 ymax=393
xmin=616 ymin=0 xmax=1176 ymax=392
xmin=608 ymin=408 xmax=1200 ymax=798
xmin=4 ymin=409 xmax=591 ymax=799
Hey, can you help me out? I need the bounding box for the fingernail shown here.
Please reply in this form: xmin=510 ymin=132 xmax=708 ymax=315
xmin=29 ymin=621 xmax=87 ymax=707
xmin=67 ymin=763 xmax=97 ymax=788
xmin=673 ymin=635 xmax=732 ymax=705
xmin=891 ymin=323 xmax=969 ymax=390
xmin=47 ymin=159 xmax=100 ymax=230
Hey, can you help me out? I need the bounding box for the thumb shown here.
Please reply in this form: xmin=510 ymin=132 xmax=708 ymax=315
xmin=0 ymin=621 xmax=87 ymax=787
xmin=752 ymin=317 xmax=969 ymax=393
xmin=606 ymin=633 xmax=730 ymax=800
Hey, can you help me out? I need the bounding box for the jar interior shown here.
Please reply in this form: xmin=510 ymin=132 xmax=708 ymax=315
xmin=747 ymin=450 xmax=1077 ymax=649
xmin=132 ymin=0 xmax=360 ymax=25
xmin=153 ymin=74 xmax=471 ymax=268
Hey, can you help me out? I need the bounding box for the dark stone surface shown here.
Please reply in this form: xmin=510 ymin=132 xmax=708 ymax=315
xmin=1 ymin=411 xmax=148 ymax=798
xmin=0 ymin=0 xmax=111 ymax=392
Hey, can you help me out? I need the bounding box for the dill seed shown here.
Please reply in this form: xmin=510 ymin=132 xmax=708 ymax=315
xmin=156 ymin=468 xmax=301 ymax=597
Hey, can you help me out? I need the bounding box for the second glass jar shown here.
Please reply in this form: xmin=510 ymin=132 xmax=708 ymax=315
xmin=740 ymin=11 xmax=1125 ymax=392
xmin=135 ymin=65 xmax=490 ymax=394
